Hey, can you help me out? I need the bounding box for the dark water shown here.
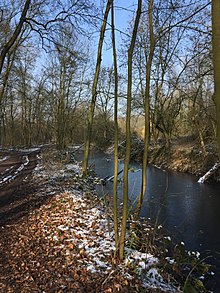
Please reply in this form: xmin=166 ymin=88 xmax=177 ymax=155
xmin=76 ymin=150 xmax=220 ymax=290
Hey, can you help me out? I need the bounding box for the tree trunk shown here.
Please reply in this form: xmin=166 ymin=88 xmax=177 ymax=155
xmin=195 ymin=118 xmax=207 ymax=157
xmin=135 ymin=0 xmax=155 ymax=219
xmin=57 ymin=62 xmax=66 ymax=149
xmin=111 ymin=0 xmax=119 ymax=257
xmin=82 ymin=0 xmax=113 ymax=175
xmin=0 ymin=55 xmax=12 ymax=146
xmin=212 ymin=0 xmax=220 ymax=160
xmin=119 ymin=0 xmax=142 ymax=260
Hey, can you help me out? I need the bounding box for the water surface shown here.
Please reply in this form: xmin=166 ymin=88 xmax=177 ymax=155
xmin=76 ymin=150 xmax=220 ymax=290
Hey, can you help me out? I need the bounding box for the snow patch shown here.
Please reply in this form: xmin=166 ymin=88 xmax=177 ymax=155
xmin=0 ymin=156 xmax=9 ymax=162
xmin=198 ymin=163 xmax=220 ymax=183
xmin=142 ymin=268 xmax=176 ymax=292
xmin=0 ymin=155 xmax=29 ymax=184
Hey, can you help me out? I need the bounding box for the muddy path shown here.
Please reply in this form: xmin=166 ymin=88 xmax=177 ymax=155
xmin=0 ymin=147 xmax=45 ymax=226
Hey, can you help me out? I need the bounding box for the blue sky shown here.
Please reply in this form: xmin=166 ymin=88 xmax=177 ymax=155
xmin=100 ymin=0 xmax=137 ymax=66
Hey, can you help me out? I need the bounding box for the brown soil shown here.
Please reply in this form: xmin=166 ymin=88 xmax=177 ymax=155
xmin=0 ymin=149 xmax=41 ymax=225
xmin=0 ymin=149 xmax=142 ymax=293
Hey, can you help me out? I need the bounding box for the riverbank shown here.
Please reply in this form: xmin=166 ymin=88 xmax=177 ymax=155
xmin=149 ymin=143 xmax=219 ymax=179
xmin=117 ymin=136 xmax=220 ymax=182
xmin=0 ymin=148 xmax=213 ymax=292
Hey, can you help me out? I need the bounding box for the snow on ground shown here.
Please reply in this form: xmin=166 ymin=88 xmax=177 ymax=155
xmin=198 ymin=162 xmax=220 ymax=183
xmin=20 ymin=147 xmax=41 ymax=153
xmin=0 ymin=155 xmax=29 ymax=184
xmin=30 ymin=159 xmax=180 ymax=292
xmin=0 ymin=155 xmax=9 ymax=162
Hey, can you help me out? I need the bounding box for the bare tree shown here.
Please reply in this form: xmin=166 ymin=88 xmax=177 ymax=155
xmin=82 ymin=0 xmax=113 ymax=175
xmin=135 ymin=0 xmax=155 ymax=219
xmin=0 ymin=0 xmax=31 ymax=74
xmin=0 ymin=0 xmax=96 ymax=147
xmin=111 ymin=0 xmax=119 ymax=256
xmin=119 ymin=0 xmax=142 ymax=260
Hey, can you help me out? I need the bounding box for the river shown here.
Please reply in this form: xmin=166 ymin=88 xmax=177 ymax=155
xmin=76 ymin=150 xmax=220 ymax=291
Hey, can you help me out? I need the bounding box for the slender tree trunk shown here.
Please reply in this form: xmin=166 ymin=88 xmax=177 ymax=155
xmin=82 ymin=0 xmax=113 ymax=175
xmin=135 ymin=0 xmax=155 ymax=219
xmin=10 ymin=93 xmax=15 ymax=146
xmin=119 ymin=0 xmax=142 ymax=260
xmin=111 ymin=0 xmax=119 ymax=256
xmin=57 ymin=62 xmax=66 ymax=149
xmin=0 ymin=0 xmax=31 ymax=74
xmin=212 ymin=0 xmax=220 ymax=159
xmin=27 ymin=97 xmax=32 ymax=146
xmin=194 ymin=117 xmax=207 ymax=157
xmin=0 ymin=55 xmax=12 ymax=145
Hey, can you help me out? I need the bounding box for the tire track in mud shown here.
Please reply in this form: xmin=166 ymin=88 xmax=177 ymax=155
xmin=0 ymin=148 xmax=41 ymax=226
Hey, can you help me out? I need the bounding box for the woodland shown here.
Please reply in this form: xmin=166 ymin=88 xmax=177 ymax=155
xmin=0 ymin=0 xmax=220 ymax=284
xmin=0 ymin=0 xmax=219 ymax=153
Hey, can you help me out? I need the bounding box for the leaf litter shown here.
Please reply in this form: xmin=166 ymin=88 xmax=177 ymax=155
xmin=0 ymin=152 xmax=181 ymax=292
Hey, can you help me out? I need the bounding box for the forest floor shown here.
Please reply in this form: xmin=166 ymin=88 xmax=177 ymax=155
xmin=0 ymin=147 xmax=185 ymax=293
xmin=0 ymin=147 xmax=214 ymax=292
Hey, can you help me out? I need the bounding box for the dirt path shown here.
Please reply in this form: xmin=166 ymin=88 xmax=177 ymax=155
xmin=0 ymin=148 xmax=42 ymax=226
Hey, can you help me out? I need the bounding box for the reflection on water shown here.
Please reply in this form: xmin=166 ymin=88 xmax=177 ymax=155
xmin=82 ymin=151 xmax=220 ymax=252
xmin=76 ymin=150 xmax=220 ymax=290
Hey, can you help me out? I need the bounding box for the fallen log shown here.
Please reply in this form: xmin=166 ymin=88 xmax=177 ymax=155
xmin=101 ymin=169 xmax=124 ymax=185
xmin=198 ymin=163 xmax=220 ymax=183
